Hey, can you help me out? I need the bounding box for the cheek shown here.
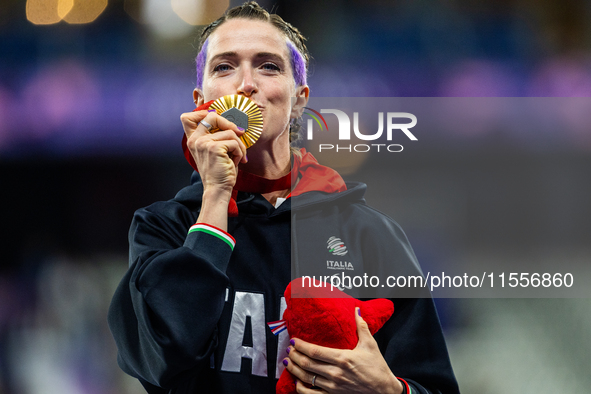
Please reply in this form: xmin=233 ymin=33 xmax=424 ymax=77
xmin=203 ymin=84 xmax=222 ymax=101
xmin=266 ymin=83 xmax=296 ymax=108
xmin=202 ymin=76 xmax=233 ymax=101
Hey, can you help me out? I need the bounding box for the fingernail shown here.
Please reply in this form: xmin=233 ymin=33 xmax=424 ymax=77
xmin=358 ymin=308 xmax=361 ymax=316
xmin=283 ymin=359 xmax=288 ymax=366
xmin=286 ymin=347 xmax=291 ymax=354
xmin=294 ymin=380 xmax=297 ymax=385
xmin=290 ymin=339 xmax=295 ymax=346
xmin=245 ymin=154 xmax=248 ymax=162
xmin=237 ymin=126 xmax=245 ymax=131
xmin=208 ymin=109 xmax=216 ymax=112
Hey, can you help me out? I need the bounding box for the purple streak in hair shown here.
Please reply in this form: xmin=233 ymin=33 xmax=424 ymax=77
xmin=195 ymin=38 xmax=209 ymax=89
xmin=288 ymin=41 xmax=307 ymax=87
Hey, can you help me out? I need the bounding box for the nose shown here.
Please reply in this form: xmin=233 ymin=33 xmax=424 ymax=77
xmin=237 ymin=65 xmax=257 ymax=97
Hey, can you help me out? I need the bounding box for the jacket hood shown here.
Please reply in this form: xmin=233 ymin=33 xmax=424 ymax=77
xmin=176 ymin=172 xmax=367 ymax=215
xmin=290 ymin=181 xmax=367 ymax=211
xmin=177 ymin=146 xmax=358 ymax=212
xmin=290 ymin=149 xmax=347 ymax=197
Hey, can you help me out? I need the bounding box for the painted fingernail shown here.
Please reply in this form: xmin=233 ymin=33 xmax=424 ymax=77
xmin=244 ymin=154 xmax=248 ymax=162
xmin=290 ymin=339 xmax=295 ymax=346
xmin=283 ymin=359 xmax=288 ymax=366
xmin=358 ymin=308 xmax=361 ymax=316
xmin=286 ymin=347 xmax=291 ymax=354
xmin=237 ymin=126 xmax=245 ymax=131
xmin=208 ymin=109 xmax=216 ymax=112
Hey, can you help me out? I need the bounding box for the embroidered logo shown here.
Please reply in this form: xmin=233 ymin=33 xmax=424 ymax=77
xmin=327 ymin=236 xmax=348 ymax=256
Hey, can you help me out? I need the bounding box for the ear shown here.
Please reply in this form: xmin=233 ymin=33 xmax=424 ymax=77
xmin=290 ymin=84 xmax=309 ymax=119
xmin=193 ymin=88 xmax=204 ymax=107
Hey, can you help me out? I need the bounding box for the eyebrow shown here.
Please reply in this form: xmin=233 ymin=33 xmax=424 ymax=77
xmin=208 ymin=51 xmax=287 ymax=65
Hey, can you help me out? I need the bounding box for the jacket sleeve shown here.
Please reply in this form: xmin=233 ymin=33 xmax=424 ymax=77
xmin=375 ymin=297 xmax=460 ymax=394
xmin=107 ymin=201 xmax=233 ymax=389
xmin=360 ymin=212 xmax=460 ymax=393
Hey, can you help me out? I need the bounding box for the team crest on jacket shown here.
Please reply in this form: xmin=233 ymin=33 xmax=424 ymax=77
xmin=326 ymin=236 xmax=354 ymax=271
xmin=327 ymin=236 xmax=348 ymax=256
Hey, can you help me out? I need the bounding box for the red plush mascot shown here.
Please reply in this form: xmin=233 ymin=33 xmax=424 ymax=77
xmin=268 ymin=278 xmax=395 ymax=394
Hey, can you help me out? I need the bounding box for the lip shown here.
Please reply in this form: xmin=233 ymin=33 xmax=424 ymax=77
xmin=247 ymin=98 xmax=263 ymax=110
xmin=235 ymin=94 xmax=263 ymax=110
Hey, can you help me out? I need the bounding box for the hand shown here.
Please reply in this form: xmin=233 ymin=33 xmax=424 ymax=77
xmin=180 ymin=109 xmax=247 ymax=196
xmin=285 ymin=307 xmax=404 ymax=394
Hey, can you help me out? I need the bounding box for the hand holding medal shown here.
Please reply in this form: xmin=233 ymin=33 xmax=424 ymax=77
xmin=180 ymin=94 xmax=264 ymax=226
xmin=208 ymin=94 xmax=263 ymax=149
xmin=182 ymin=94 xmax=264 ymax=174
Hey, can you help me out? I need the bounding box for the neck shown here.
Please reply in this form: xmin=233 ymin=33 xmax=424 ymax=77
xmin=238 ymin=137 xmax=292 ymax=205
xmin=238 ymin=136 xmax=291 ymax=180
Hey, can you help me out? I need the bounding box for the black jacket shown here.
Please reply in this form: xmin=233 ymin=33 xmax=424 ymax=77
xmin=108 ymin=171 xmax=459 ymax=394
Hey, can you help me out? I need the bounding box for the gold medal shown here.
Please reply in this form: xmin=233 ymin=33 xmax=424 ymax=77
xmin=209 ymin=94 xmax=263 ymax=149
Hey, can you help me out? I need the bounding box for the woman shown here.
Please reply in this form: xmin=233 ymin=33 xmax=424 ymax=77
xmin=108 ymin=2 xmax=459 ymax=393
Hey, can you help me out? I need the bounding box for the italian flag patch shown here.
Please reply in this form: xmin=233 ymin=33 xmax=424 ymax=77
xmin=188 ymin=224 xmax=235 ymax=250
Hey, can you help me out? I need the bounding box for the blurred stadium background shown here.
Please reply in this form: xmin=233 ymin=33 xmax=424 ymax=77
xmin=1 ymin=0 xmax=591 ymax=392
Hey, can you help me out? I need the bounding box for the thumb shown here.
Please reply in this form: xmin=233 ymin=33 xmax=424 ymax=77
xmin=355 ymin=307 xmax=374 ymax=347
